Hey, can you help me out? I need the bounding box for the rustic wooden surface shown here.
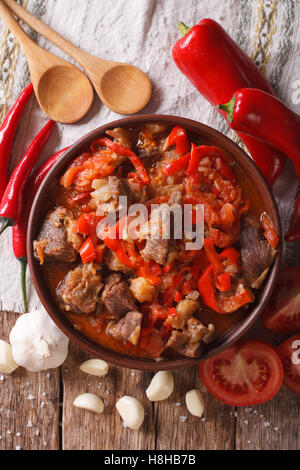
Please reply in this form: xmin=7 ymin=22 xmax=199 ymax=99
xmin=0 ymin=311 xmax=299 ymax=450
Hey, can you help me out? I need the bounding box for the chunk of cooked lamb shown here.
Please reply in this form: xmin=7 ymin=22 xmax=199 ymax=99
xmin=140 ymin=190 xmax=182 ymax=265
xmin=106 ymin=127 xmax=132 ymax=149
xmin=104 ymin=250 xmax=133 ymax=274
xmin=101 ymin=273 xmax=136 ymax=319
xmin=106 ymin=311 xmax=142 ymax=345
xmin=240 ymin=216 xmax=276 ymax=289
xmin=141 ymin=238 xmax=169 ymax=265
xmin=130 ymin=276 xmax=156 ymax=303
xmin=166 ymin=318 xmax=215 ymax=358
xmin=56 ymin=263 xmax=102 ymax=314
xmin=34 ymin=206 xmax=82 ymax=264
xmin=166 ymin=292 xmax=200 ymax=329
xmin=108 ymin=176 xmax=129 ymax=201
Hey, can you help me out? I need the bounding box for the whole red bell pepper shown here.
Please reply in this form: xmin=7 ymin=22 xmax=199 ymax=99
xmin=172 ymin=19 xmax=286 ymax=186
xmin=219 ymin=88 xmax=300 ymax=179
xmin=219 ymin=87 xmax=300 ymax=241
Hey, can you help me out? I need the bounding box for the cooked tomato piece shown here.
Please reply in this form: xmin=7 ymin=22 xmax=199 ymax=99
xmin=277 ymin=335 xmax=300 ymax=396
xmin=262 ymin=267 xmax=300 ymax=334
xmin=199 ymin=340 xmax=283 ymax=406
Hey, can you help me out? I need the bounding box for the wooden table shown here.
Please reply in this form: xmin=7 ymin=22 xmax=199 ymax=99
xmin=0 ymin=310 xmax=299 ymax=450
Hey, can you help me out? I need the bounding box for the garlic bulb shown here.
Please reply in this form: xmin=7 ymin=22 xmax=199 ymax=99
xmin=9 ymin=308 xmax=69 ymax=372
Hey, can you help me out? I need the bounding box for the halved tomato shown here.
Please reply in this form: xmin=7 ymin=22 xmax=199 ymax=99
xmin=199 ymin=340 xmax=283 ymax=406
xmin=262 ymin=267 xmax=300 ymax=334
xmin=277 ymin=335 xmax=300 ymax=397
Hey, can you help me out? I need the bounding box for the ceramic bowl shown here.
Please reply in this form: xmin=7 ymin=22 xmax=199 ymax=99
xmin=27 ymin=115 xmax=281 ymax=370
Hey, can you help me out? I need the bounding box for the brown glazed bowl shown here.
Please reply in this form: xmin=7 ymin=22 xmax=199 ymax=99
xmin=27 ymin=115 xmax=282 ymax=370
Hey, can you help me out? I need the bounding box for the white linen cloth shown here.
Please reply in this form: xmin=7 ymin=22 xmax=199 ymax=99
xmin=0 ymin=0 xmax=299 ymax=313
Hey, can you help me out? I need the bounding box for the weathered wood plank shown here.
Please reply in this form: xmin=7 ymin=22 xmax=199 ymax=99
xmin=235 ymin=385 xmax=300 ymax=450
xmin=155 ymin=366 xmax=235 ymax=450
xmin=61 ymin=342 xmax=155 ymax=450
xmin=0 ymin=311 xmax=60 ymax=450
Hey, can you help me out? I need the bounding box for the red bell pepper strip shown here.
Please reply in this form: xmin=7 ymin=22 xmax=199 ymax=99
xmin=261 ymin=212 xmax=279 ymax=249
xmin=11 ymin=145 xmax=69 ymax=312
xmin=138 ymin=260 xmax=162 ymax=286
xmin=172 ymin=19 xmax=286 ymax=186
xmin=0 ymin=120 xmax=54 ymax=233
xmin=68 ymin=192 xmax=91 ymax=206
xmin=220 ymin=246 xmax=240 ymax=265
xmin=285 ymin=194 xmax=300 ymax=243
xmin=0 ymin=83 xmax=33 ymax=201
xmin=187 ymin=143 xmax=200 ymax=178
xmin=92 ymin=137 xmax=150 ymax=185
xmin=203 ymin=239 xmax=223 ymax=274
xmin=165 ymin=126 xmax=190 ymax=155
xmin=216 ymin=272 xmax=231 ymax=292
xmin=79 ymin=236 xmax=97 ymax=263
xmin=74 ymin=212 xmax=104 ymax=244
xmin=197 ymin=265 xmax=220 ymax=312
xmin=164 ymin=152 xmax=190 ymax=175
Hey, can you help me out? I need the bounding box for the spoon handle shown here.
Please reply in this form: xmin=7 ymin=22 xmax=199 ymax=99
xmin=0 ymin=0 xmax=35 ymax=54
xmin=3 ymin=0 xmax=99 ymax=69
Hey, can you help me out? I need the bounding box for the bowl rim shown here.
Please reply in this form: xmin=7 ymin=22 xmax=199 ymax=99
xmin=27 ymin=114 xmax=282 ymax=370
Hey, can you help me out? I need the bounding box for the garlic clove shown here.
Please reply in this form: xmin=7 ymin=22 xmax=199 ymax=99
xmin=185 ymin=389 xmax=204 ymax=417
xmin=146 ymin=371 xmax=174 ymax=401
xmin=0 ymin=340 xmax=18 ymax=374
xmin=73 ymin=393 xmax=104 ymax=414
xmin=79 ymin=359 xmax=109 ymax=377
xmin=116 ymin=396 xmax=144 ymax=430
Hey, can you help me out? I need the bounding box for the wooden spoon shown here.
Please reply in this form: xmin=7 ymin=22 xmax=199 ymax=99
xmin=0 ymin=0 xmax=94 ymax=123
xmin=4 ymin=0 xmax=152 ymax=115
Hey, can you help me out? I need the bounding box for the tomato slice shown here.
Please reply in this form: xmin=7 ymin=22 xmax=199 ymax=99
xmin=262 ymin=267 xmax=300 ymax=334
xmin=277 ymin=335 xmax=300 ymax=397
xmin=199 ymin=340 xmax=283 ymax=406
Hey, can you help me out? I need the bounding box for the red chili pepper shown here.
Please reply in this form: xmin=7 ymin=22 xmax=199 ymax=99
xmin=0 ymin=83 xmax=33 ymax=201
xmin=165 ymin=126 xmax=190 ymax=155
xmin=11 ymin=146 xmax=68 ymax=312
xmin=285 ymin=194 xmax=300 ymax=242
xmin=92 ymin=137 xmax=150 ymax=185
xmin=164 ymin=152 xmax=191 ymax=175
xmin=0 ymin=120 xmax=54 ymax=233
xmin=172 ymin=19 xmax=286 ymax=186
